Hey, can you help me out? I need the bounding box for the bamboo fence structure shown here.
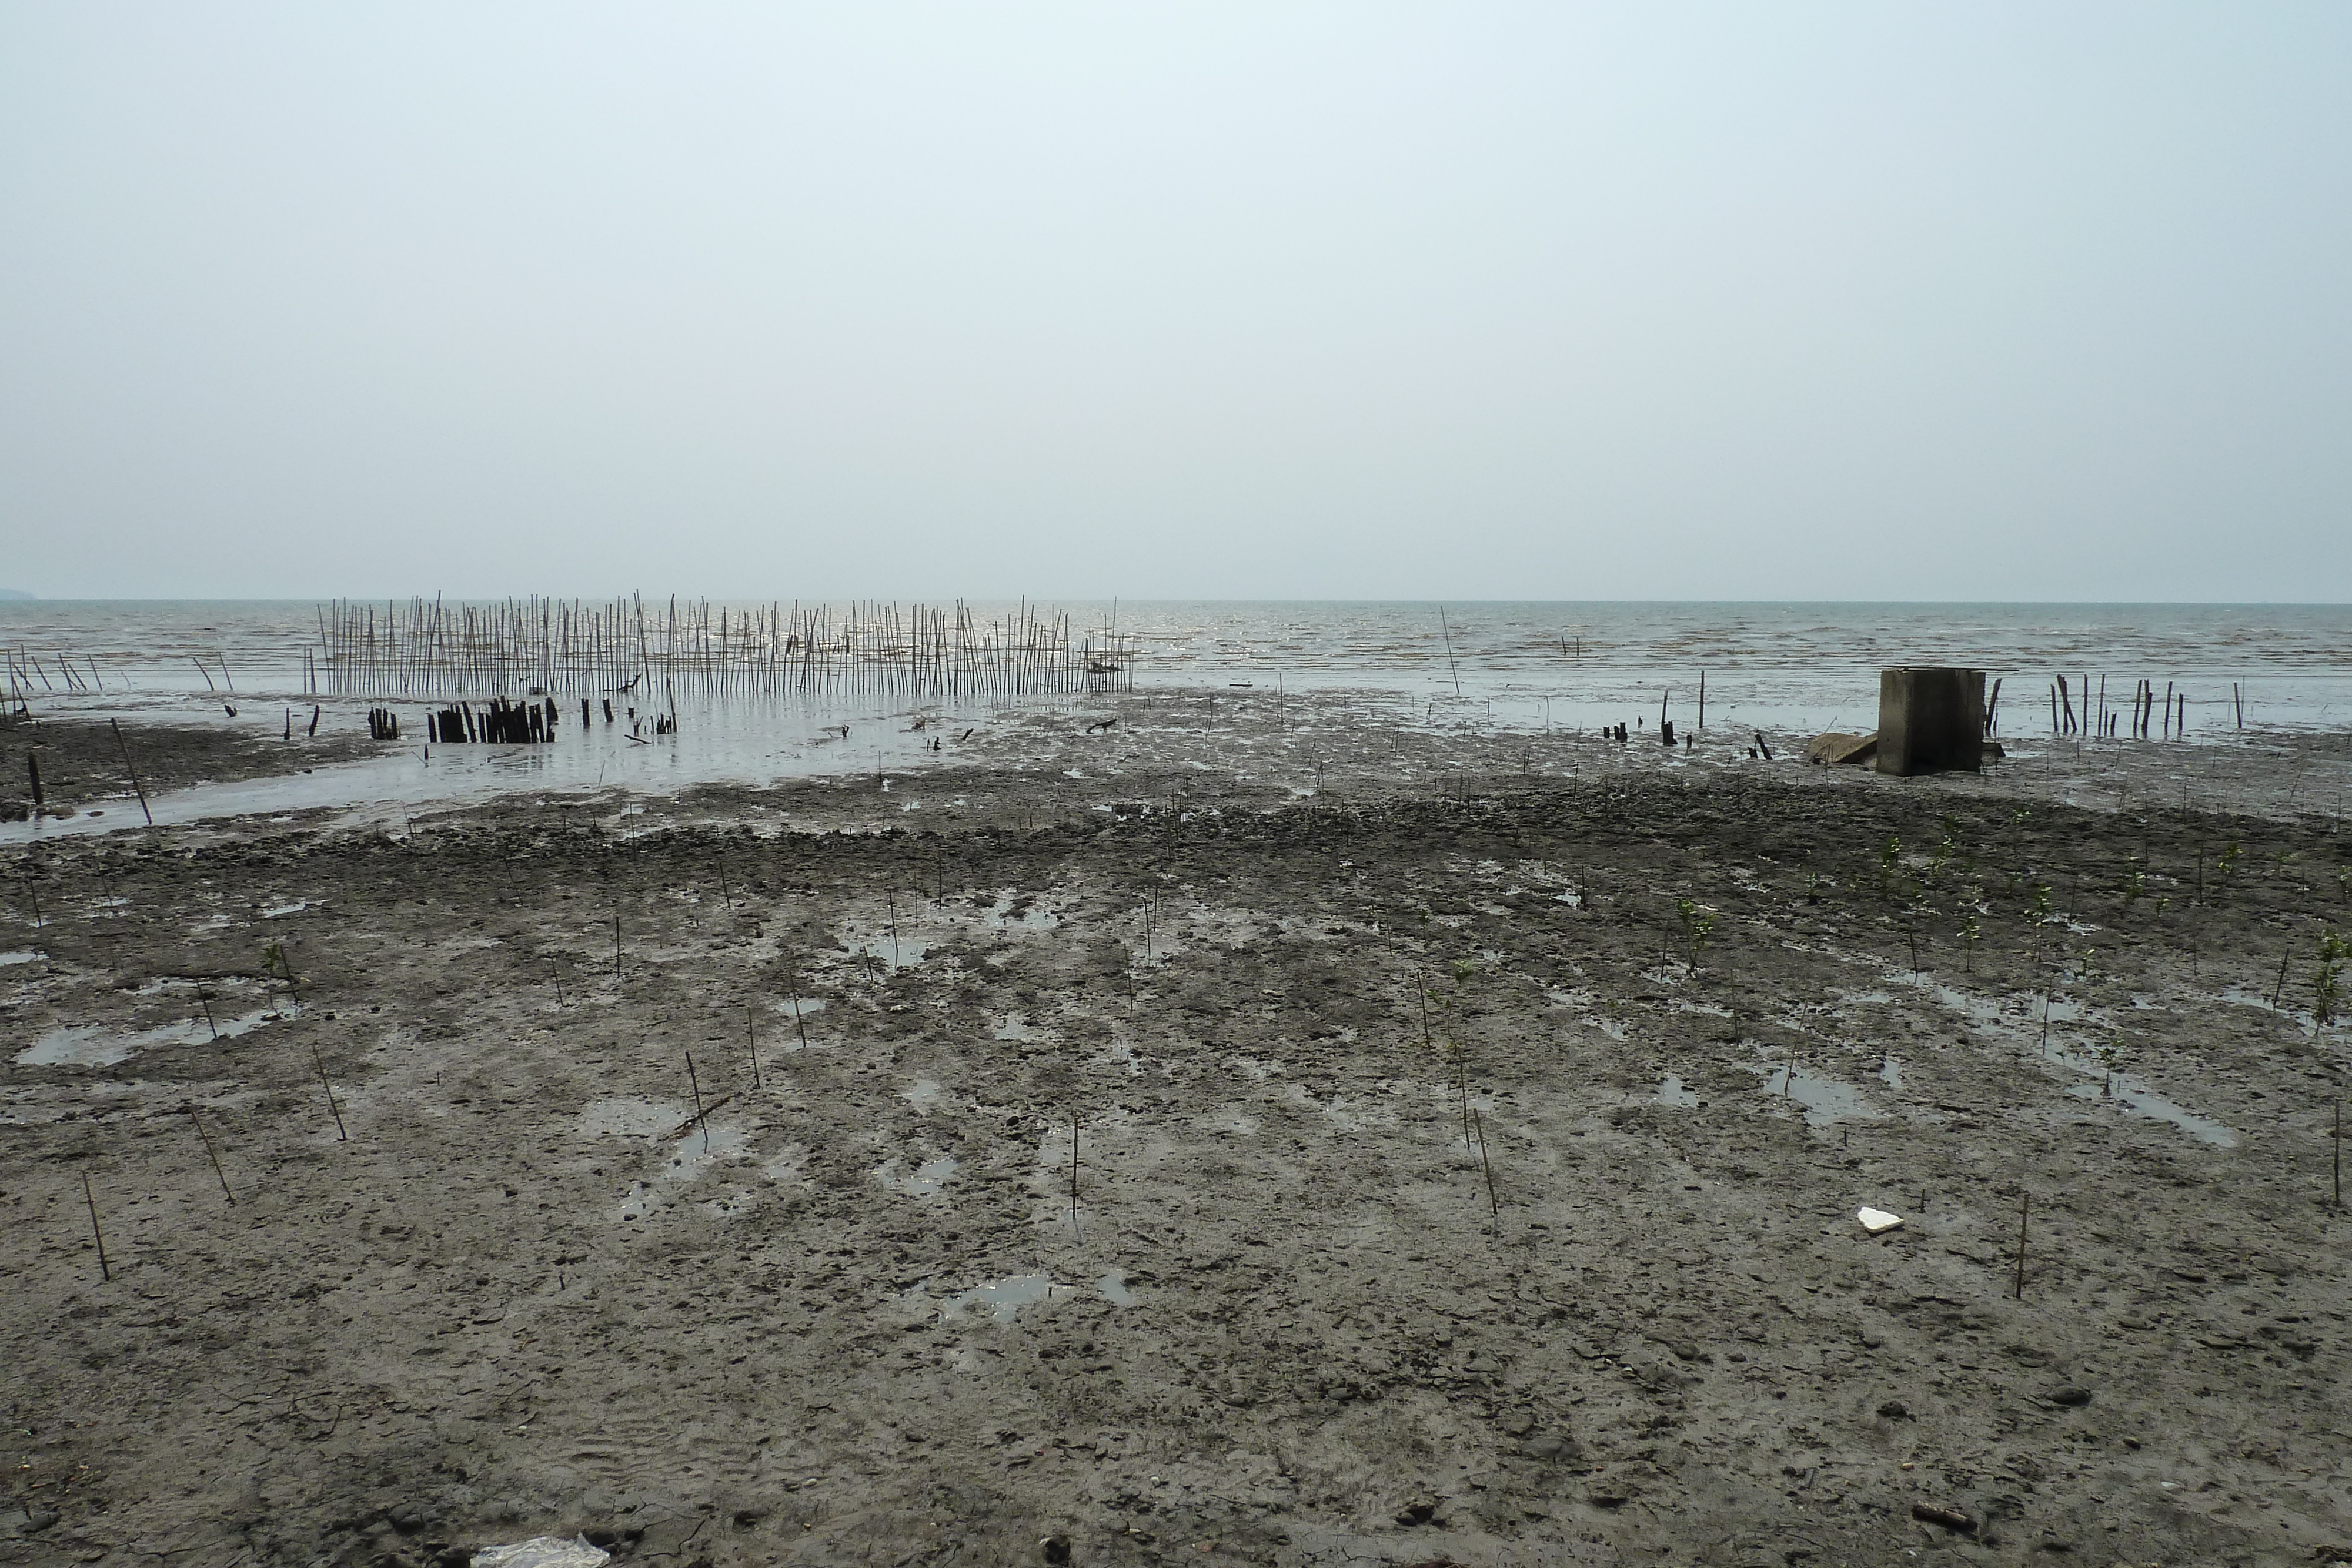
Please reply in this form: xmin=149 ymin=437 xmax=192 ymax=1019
xmin=312 ymin=596 xmax=1133 ymax=701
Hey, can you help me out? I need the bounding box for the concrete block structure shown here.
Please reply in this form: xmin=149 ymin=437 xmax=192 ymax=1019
xmin=1876 ymin=667 xmax=1986 ymax=776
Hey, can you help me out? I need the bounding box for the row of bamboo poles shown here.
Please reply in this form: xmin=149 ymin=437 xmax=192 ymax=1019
xmin=314 ymin=596 xmax=1134 ymax=701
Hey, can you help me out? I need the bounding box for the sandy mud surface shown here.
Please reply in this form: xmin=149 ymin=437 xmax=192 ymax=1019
xmin=3 ymin=692 xmax=2350 ymax=1567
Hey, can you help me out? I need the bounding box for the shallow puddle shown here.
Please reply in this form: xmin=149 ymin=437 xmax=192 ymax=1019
xmin=940 ymin=1273 xmax=1059 ymax=1322
xmin=579 ymin=1096 xmax=753 ymax=1218
xmin=1753 ymin=1059 xmax=1877 ymax=1125
xmin=1877 ymin=1057 xmax=1903 ymax=1088
xmin=1917 ymin=982 xmax=2234 ymax=1146
xmin=1 ymin=950 xmax=47 ymax=966
xmin=983 ymin=892 xmax=1065 ymax=933
xmin=1097 ymin=1273 xmax=1138 ymax=1305
xmin=16 ymin=1005 xmax=289 ymax=1067
xmin=757 ymin=997 xmax=829 ymax=1051
xmin=1655 ymin=1075 xmax=1699 ymax=1108
xmin=877 ymin=1154 xmax=959 ymax=1198
xmin=2054 ymin=1057 xmax=2235 ymax=1146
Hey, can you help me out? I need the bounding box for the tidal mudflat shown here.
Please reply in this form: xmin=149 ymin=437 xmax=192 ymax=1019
xmin=4 ymin=693 xmax=2348 ymax=1567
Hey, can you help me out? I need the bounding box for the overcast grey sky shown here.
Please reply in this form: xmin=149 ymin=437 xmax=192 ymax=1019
xmin=2 ymin=4 xmax=2346 ymax=601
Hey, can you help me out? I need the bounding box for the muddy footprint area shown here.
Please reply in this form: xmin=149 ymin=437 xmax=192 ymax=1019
xmin=2 ymin=766 xmax=2350 ymax=1568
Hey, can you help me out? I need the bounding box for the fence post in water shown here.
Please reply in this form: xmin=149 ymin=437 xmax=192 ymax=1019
xmin=27 ymin=753 xmax=43 ymax=813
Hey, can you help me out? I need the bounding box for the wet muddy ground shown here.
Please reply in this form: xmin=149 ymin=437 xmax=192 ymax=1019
xmin=3 ymin=693 xmax=2350 ymax=1567
xmin=2 ymin=715 xmax=385 ymax=823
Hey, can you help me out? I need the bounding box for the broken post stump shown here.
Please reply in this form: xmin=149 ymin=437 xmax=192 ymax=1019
xmin=1876 ymin=667 xmax=1986 ymax=777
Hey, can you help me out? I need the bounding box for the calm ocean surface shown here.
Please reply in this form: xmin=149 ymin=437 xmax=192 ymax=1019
xmin=4 ymin=600 xmax=2348 ymax=733
xmin=5 ymin=599 xmax=2347 ymax=837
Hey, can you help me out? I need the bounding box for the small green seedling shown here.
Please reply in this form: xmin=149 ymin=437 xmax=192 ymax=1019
xmin=1675 ymin=897 xmax=1718 ymax=958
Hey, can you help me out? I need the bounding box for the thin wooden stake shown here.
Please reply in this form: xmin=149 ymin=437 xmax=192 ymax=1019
xmin=790 ymin=992 xmax=810 ymax=1051
xmin=310 ymin=1045 xmax=349 ymax=1140
xmin=109 ymin=719 xmax=153 ymax=825
xmin=2012 ymin=1193 xmax=2030 ymax=1300
xmin=1472 ymin=1106 xmax=1500 ymax=1225
xmin=746 ymin=1007 xmax=761 ymax=1092
xmin=186 ymin=1105 xmax=235 ymax=1204
xmin=686 ymin=1049 xmax=709 ymax=1151
xmin=82 ymin=1172 xmax=111 ymax=1281
xmin=1069 ymin=1114 xmax=1081 ymax=1236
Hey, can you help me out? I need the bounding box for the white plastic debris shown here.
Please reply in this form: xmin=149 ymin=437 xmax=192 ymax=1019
xmin=1856 ymin=1206 xmax=1905 ymax=1235
xmin=470 ymin=1538 xmax=610 ymax=1568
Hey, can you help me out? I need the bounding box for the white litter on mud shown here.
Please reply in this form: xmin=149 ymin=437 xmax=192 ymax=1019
xmin=469 ymin=1537 xmax=609 ymax=1568
xmin=1857 ymin=1207 xmax=1905 ymax=1235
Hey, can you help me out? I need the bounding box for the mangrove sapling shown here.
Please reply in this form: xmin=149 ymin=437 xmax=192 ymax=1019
xmin=1926 ymin=832 xmax=1955 ymax=887
xmin=1674 ymin=898 xmax=1717 ymax=962
xmin=262 ymin=939 xmax=300 ymax=1002
xmin=1959 ymin=912 xmax=1982 ymax=974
